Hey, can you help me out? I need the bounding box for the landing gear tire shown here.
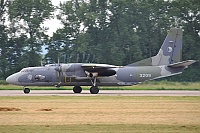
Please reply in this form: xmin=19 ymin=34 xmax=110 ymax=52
xmin=23 ymin=88 xmax=30 ymax=94
xmin=90 ymin=86 xmax=99 ymax=94
xmin=73 ymin=86 xmax=82 ymax=93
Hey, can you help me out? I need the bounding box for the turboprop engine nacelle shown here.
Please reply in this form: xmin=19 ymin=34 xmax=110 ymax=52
xmin=85 ymin=71 xmax=98 ymax=78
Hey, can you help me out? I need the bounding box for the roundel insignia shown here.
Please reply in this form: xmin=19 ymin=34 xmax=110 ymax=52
xmin=167 ymin=47 xmax=173 ymax=52
xmin=28 ymin=75 xmax=32 ymax=80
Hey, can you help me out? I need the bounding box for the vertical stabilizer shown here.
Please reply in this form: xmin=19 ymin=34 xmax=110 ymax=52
xmin=156 ymin=28 xmax=182 ymax=65
xmin=127 ymin=28 xmax=182 ymax=66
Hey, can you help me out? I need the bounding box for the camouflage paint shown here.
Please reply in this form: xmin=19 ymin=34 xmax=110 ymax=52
xmin=128 ymin=28 xmax=182 ymax=66
xmin=6 ymin=28 xmax=196 ymax=94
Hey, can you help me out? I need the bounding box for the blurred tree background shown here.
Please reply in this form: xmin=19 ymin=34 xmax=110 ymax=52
xmin=0 ymin=0 xmax=199 ymax=81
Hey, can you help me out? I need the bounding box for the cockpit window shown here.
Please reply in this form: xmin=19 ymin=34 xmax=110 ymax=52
xmin=20 ymin=68 xmax=33 ymax=73
xmin=45 ymin=64 xmax=59 ymax=67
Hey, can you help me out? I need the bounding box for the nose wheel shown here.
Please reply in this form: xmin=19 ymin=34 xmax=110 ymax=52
xmin=23 ymin=87 xmax=30 ymax=94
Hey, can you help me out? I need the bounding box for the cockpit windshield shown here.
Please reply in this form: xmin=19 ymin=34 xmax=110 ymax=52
xmin=20 ymin=67 xmax=47 ymax=72
xmin=45 ymin=64 xmax=60 ymax=67
xmin=20 ymin=68 xmax=33 ymax=73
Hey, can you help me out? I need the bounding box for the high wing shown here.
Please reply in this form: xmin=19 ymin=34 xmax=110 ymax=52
xmin=81 ymin=63 xmax=122 ymax=77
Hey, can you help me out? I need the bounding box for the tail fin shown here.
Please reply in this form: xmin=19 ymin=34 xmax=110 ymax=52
xmin=127 ymin=28 xmax=182 ymax=66
xmin=156 ymin=28 xmax=182 ymax=65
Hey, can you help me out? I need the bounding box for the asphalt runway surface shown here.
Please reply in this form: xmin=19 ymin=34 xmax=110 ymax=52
xmin=0 ymin=90 xmax=199 ymax=96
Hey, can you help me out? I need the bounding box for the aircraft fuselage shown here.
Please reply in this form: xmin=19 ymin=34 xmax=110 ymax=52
xmin=6 ymin=28 xmax=196 ymax=94
xmin=6 ymin=63 xmax=184 ymax=87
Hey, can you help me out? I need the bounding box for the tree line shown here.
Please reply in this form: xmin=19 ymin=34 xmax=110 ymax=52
xmin=0 ymin=0 xmax=199 ymax=81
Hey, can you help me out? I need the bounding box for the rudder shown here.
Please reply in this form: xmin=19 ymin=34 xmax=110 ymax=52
xmin=156 ymin=28 xmax=182 ymax=65
xmin=127 ymin=28 xmax=182 ymax=66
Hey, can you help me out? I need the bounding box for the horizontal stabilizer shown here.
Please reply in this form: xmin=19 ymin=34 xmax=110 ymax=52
xmin=168 ymin=60 xmax=196 ymax=68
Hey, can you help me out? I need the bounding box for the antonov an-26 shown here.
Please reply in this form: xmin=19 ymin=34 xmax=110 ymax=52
xmin=6 ymin=28 xmax=196 ymax=94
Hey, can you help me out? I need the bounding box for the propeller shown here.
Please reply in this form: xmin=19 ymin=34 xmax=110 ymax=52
xmin=40 ymin=60 xmax=43 ymax=66
xmin=55 ymin=58 xmax=63 ymax=86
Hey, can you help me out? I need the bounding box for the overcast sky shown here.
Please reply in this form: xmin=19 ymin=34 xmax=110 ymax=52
xmin=43 ymin=0 xmax=68 ymax=37
xmin=42 ymin=0 xmax=68 ymax=54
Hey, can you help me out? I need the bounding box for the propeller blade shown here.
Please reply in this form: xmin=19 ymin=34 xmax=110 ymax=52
xmin=55 ymin=57 xmax=63 ymax=84
xmin=54 ymin=57 xmax=64 ymax=87
xmin=58 ymin=57 xmax=60 ymax=66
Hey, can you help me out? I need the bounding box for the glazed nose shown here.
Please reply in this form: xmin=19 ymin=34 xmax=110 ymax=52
xmin=6 ymin=73 xmax=19 ymax=85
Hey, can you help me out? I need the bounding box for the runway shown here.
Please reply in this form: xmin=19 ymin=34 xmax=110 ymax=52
xmin=0 ymin=90 xmax=199 ymax=96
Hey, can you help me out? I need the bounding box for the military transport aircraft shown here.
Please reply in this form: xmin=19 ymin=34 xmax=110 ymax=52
xmin=6 ymin=28 xmax=196 ymax=94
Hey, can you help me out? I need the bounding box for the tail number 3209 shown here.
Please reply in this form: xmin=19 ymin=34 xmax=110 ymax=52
xmin=140 ymin=74 xmax=151 ymax=78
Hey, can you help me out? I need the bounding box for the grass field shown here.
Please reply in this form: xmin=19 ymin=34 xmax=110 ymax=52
xmin=0 ymin=96 xmax=199 ymax=132
xmin=1 ymin=81 xmax=200 ymax=90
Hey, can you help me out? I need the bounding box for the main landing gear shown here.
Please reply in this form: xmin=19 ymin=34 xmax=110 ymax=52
xmin=73 ymin=76 xmax=99 ymax=94
xmin=72 ymin=86 xmax=99 ymax=94
xmin=73 ymin=86 xmax=82 ymax=93
xmin=89 ymin=76 xmax=99 ymax=94
xmin=90 ymin=86 xmax=99 ymax=94
xmin=23 ymin=87 xmax=30 ymax=94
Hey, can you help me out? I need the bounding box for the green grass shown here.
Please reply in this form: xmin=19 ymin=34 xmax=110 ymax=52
xmin=0 ymin=124 xmax=199 ymax=133
xmin=0 ymin=81 xmax=200 ymax=90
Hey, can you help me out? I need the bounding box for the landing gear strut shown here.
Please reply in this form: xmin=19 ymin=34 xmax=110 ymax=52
xmin=90 ymin=77 xmax=99 ymax=94
xmin=23 ymin=87 xmax=30 ymax=94
xmin=73 ymin=86 xmax=82 ymax=93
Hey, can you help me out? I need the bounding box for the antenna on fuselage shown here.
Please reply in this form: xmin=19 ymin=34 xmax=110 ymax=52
xmin=41 ymin=60 xmax=45 ymax=66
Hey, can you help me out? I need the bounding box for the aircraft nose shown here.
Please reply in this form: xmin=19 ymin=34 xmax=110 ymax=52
xmin=6 ymin=73 xmax=19 ymax=85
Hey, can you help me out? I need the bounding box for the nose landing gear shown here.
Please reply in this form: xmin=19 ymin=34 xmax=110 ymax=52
xmin=23 ymin=87 xmax=30 ymax=94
